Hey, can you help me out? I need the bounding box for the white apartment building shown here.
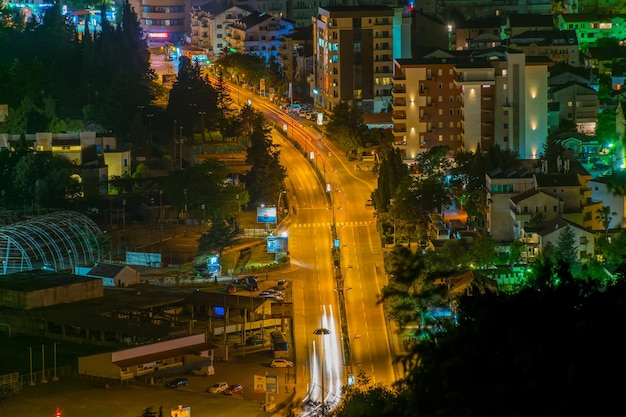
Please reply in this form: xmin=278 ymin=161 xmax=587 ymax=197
xmin=190 ymin=5 xmax=252 ymax=60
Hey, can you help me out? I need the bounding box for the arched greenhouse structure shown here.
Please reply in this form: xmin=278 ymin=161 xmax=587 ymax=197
xmin=0 ymin=211 xmax=104 ymax=275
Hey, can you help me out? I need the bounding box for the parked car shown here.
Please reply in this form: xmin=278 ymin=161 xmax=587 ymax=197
xmin=225 ymin=283 xmax=236 ymax=294
xmin=271 ymin=359 xmax=294 ymax=368
xmin=277 ymin=279 xmax=286 ymax=288
xmin=165 ymin=377 xmax=189 ymax=389
xmin=207 ymin=381 xmax=229 ymax=393
xmin=244 ymin=275 xmax=259 ymax=291
xmin=223 ymin=384 xmax=244 ymax=395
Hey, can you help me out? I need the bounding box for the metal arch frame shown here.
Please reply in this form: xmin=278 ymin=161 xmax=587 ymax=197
xmin=0 ymin=211 xmax=104 ymax=275
xmin=0 ymin=232 xmax=33 ymax=274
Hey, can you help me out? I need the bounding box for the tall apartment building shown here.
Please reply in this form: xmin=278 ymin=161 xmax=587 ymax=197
xmin=391 ymin=48 xmax=549 ymax=160
xmin=391 ymin=54 xmax=463 ymax=159
xmin=311 ymin=6 xmax=395 ymax=113
xmin=129 ymin=0 xmax=191 ymax=44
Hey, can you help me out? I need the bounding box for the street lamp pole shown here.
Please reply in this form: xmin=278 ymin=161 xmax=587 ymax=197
xmin=41 ymin=344 xmax=47 ymax=383
xmin=53 ymin=342 xmax=60 ymax=381
xmin=146 ymin=113 xmax=154 ymax=156
xmin=159 ymin=190 xmax=163 ymax=243
xmin=314 ymin=328 xmax=331 ymax=416
xmin=198 ymin=111 xmax=206 ymax=154
xmin=184 ymin=188 xmax=188 ymax=234
xmin=201 ymin=204 xmax=206 ymax=233
xmin=179 ymin=125 xmax=184 ymax=169
xmin=28 ymin=346 xmax=35 ymax=386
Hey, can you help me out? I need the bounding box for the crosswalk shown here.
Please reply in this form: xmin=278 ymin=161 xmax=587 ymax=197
xmin=290 ymin=221 xmax=372 ymax=228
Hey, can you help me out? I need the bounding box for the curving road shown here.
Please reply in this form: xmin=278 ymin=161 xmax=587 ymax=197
xmin=234 ymin=84 xmax=397 ymax=413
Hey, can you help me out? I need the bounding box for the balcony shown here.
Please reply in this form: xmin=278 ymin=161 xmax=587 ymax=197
xmin=393 ymin=125 xmax=407 ymax=133
xmin=392 ymin=74 xmax=406 ymax=81
xmin=393 ymin=100 xmax=406 ymax=108
xmin=391 ymin=112 xmax=406 ymax=122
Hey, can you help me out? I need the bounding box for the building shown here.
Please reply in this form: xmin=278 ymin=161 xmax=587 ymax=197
xmin=589 ymin=173 xmax=626 ymax=230
xmin=486 ymin=166 xmax=536 ymax=242
xmin=189 ymin=3 xmax=252 ymax=61
xmin=452 ymin=16 xmax=503 ymax=51
xmin=391 ymin=47 xmax=549 ymax=160
xmin=391 ymin=52 xmax=463 ymax=159
xmin=505 ymin=29 xmax=579 ymax=67
xmin=550 ymin=81 xmax=599 ymax=135
xmin=77 ymin=263 xmax=141 ymax=287
xmin=227 ymin=11 xmax=295 ymax=62
xmin=311 ymin=5 xmax=395 ymax=113
xmin=78 ymin=333 xmax=216 ymax=381
xmin=556 ymin=13 xmax=626 ymax=51
xmin=521 ymin=217 xmax=595 ymax=261
xmin=278 ymin=25 xmax=314 ymax=102
xmin=129 ymin=0 xmax=190 ymax=45
xmin=502 ymin=13 xmax=555 ymax=38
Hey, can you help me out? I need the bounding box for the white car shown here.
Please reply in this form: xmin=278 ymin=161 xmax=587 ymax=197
xmin=207 ymin=381 xmax=229 ymax=393
xmin=271 ymin=359 xmax=294 ymax=368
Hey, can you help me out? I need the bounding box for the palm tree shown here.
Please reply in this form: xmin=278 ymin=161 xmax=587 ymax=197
xmin=596 ymin=206 xmax=617 ymax=239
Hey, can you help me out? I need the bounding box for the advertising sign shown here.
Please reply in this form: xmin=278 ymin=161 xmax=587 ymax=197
xmin=267 ymin=236 xmax=288 ymax=253
xmin=254 ymin=374 xmax=266 ymax=393
xmin=266 ymin=375 xmax=278 ymax=393
xmin=257 ymin=206 xmax=277 ymax=223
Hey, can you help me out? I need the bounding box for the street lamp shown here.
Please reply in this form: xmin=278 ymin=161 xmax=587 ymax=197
xmin=146 ymin=113 xmax=154 ymax=152
xmin=179 ymin=125 xmax=184 ymax=169
xmin=184 ymin=188 xmax=188 ymax=234
xmin=277 ymin=190 xmax=287 ymax=225
xmin=313 ymin=328 xmax=331 ymax=416
xmin=159 ymin=190 xmax=163 ymax=243
xmin=198 ymin=111 xmax=206 ymax=154
xmin=28 ymin=346 xmax=35 ymax=386
xmin=53 ymin=342 xmax=60 ymax=381
xmin=41 ymin=344 xmax=47 ymax=383
xmin=201 ymin=204 xmax=206 ymax=233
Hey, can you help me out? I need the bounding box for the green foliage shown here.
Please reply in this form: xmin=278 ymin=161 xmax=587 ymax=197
xmin=324 ymin=101 xmax=367 ymax=154
xmin=595 ymin=110 xmax=616 ymax=145
xmin=540 ymin=135 xmax=566 ymax=172
xmin=470 ymin=235 xmax=496 ymax=268
xmin=374 ymin=143 xmax=409 ymax=212
xmin=215 ymin=52 xmax=267 ymax=87
xmin=242 ymin=108 xmax=286 ymax=208
xmin=198 ymin=218 xmax=240 ymax=256
xmin=555 ymin=225 xmax=577 ymax=265
xmin=509 ymin=239 xmax=525 ymax=266
xmin=0 ymin=0 xmax=155 ymax=137
xmin=333 ymin=383 xmax=407 ymax=417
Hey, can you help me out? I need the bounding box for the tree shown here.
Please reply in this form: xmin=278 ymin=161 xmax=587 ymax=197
xmin=509 ymin=239 xmax=525 ymax=267
xmin=555 ymin=224 xmax=577 ymax=265
xmin=470 ymin=234 xmax=496 ymax=268
xmin=596 ymin=205 xmax=616 ymax=238
xmin=373 ymin=143 xmax=409 ymax=212
xmin=198 ymin=217 xmax=240 ymax=257
xmin=540 ymin=134 xmax=566 ymax=173
xmin=324 ymin=101 xmax=367 ymax=156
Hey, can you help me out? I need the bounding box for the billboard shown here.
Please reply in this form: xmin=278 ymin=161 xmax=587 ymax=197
xmin=267 ymin=236 xmax=288 ymax=253
xmin=257 ymin=206 xmax=277 ymax=223
xmin=254 ymin=374 xmax=266 ymax=393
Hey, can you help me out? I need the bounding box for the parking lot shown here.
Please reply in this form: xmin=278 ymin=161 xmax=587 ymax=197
xmin=0 ymin=349 xmax=300 ymax=417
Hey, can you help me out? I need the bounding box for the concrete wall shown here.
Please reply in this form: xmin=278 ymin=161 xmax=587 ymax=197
xmin=0 ymin=279 xmax=103 ymax=310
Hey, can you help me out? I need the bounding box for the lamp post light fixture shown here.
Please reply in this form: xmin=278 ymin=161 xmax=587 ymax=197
xmin=313 ymin=328 xmax=331 ymax=416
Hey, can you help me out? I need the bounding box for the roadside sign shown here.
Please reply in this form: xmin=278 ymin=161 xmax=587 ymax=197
xmin=266 ymin=375 xmax=278 ymax=393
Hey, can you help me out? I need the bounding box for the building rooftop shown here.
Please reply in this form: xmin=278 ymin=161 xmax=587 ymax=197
xmin=0 ymin=270 xmax=98 ymax=292
xmin=535 ymin=173 xmax=581 ymax=187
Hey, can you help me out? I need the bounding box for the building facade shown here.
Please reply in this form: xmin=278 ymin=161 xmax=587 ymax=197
xmin=129 ymin=0 xmax=190 ymax=45
xmin=227 ymin=11 xmax=295 ymax=62
xmin=311 ymin=6 xmax=395 ymax=113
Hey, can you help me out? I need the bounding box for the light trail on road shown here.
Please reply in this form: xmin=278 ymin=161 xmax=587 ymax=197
xmin=301 ymin=305 xmax=344 ymax=416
